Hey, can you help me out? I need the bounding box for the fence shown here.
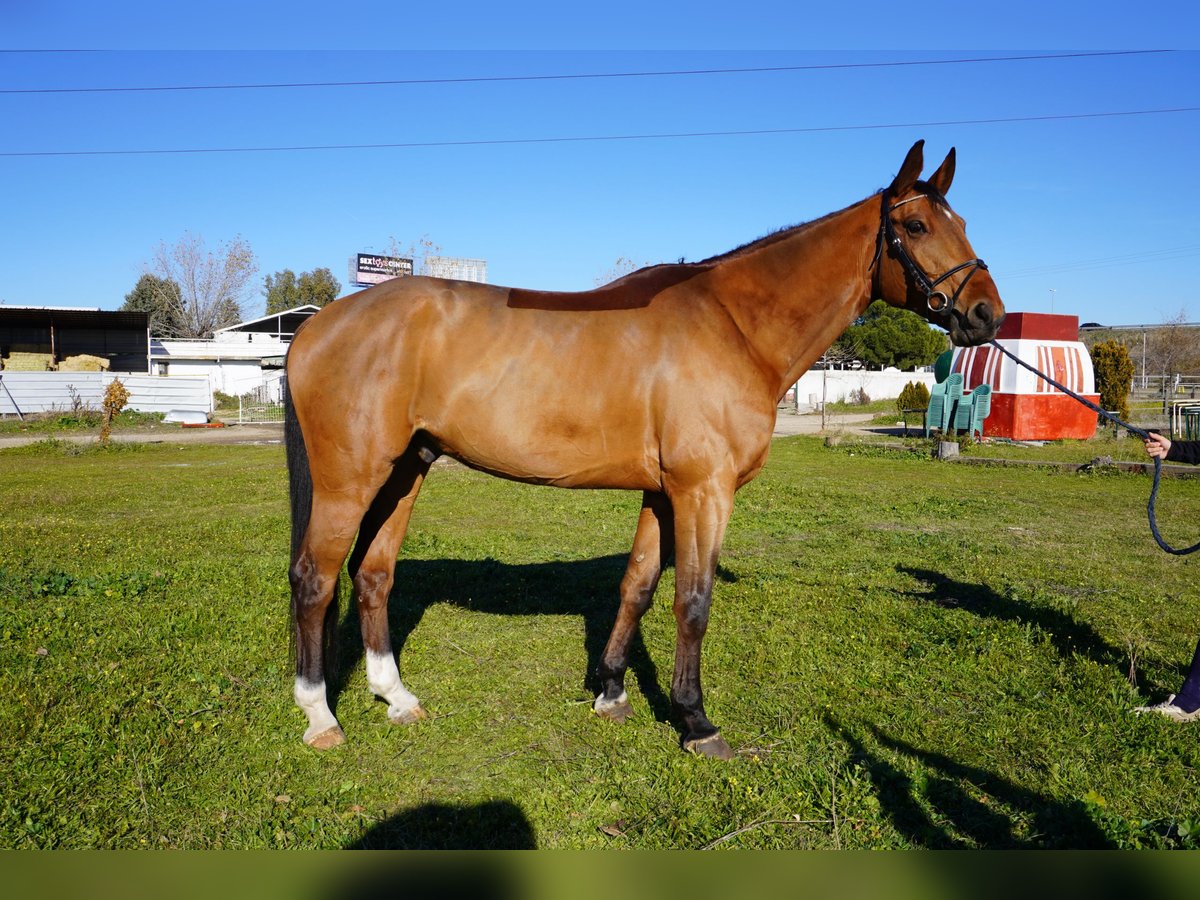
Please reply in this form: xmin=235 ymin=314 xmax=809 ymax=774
xmin=1128 ymin=377 xmax=1200 ymax=431
xmin=0 ymin=372 xmax=210 ymax=417
xmin=786 ymin=368 xmax=936 ymax=412
xmin=237 ymin=374 xmax=286 ymax=424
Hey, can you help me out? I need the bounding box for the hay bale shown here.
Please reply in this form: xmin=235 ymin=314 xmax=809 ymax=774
xmin=2 ymin=352 xmax=55 ymax=371
xmin=58 ymin=354 xmax=110 ymax=372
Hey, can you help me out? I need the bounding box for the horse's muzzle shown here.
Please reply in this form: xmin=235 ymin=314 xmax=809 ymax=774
xmin=950 ymin=300 xmax=1005 ymax=347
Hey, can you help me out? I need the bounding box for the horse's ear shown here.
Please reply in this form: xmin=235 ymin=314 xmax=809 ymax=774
xmin=889 ymin=140 xmax=924 ymax=196
xmin=927 ymin=147 xmax=956 ymax=196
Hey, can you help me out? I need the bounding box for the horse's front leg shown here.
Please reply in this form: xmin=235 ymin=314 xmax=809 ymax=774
xmin=594 ymin=491 xmax=674 ymax=722
xmin=667 ymin=480 xmax=736 ymax=760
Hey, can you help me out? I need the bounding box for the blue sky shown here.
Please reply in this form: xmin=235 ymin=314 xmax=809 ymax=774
xmin=2 ymin=2 xmax=1198 ymax=328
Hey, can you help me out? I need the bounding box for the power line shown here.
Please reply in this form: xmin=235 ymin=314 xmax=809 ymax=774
xmin=0 ymin=50 xmax=1176 ymax=95
xmin=3 ymin=106 xmax=1197 ymax=158
xmin=999 ymin=244 xmax=1200 ymax=279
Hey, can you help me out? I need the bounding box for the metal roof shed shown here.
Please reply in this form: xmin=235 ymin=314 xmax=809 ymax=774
xmin=0 ymin=306 xmax=150 ymax=373
xmin=214 ymin=305 xmax=320 ymax=342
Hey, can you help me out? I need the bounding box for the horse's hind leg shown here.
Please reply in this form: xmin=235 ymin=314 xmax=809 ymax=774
xmin=594 ymin=491 xmax=674 ymax=723
xmin=291 ymin=490 xmax=375 ymax=749
xmin=348 ymin=449 xmax=431 ymax=726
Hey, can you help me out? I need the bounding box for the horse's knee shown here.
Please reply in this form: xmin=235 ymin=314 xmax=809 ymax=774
xmin=619 ymin=580 xmax=656 ymax=616
xmin=673 ymin=591 xmax=712 ymax=638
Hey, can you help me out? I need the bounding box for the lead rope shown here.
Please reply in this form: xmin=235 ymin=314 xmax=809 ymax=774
xmin=986 ymin=340 xmax=1199 ymax=556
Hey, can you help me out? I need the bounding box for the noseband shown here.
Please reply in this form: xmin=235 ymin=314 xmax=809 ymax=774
xmin=872 ymin=192 xmax=988 ymax=317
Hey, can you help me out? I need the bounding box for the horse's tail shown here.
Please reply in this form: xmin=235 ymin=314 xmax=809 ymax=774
xmin=284 ymin=371 xmax=311 ymax=567
xmin=285 ymin=369 xmax=337 ymax=670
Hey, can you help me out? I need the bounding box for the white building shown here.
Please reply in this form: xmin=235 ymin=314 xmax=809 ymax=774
xmin=151 ymin=305 xmax=319 ymax=402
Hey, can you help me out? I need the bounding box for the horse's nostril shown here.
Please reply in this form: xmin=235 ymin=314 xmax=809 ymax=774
xmin=973 ymin=302 xmax=993 ymax=325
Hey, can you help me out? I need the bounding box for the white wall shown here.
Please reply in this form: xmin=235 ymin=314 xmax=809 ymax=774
xmin=153 ymin=336 xmax=289 ymax=403
xmin=161 ymin=358 xmax=267 ymax=399
xmin=790 ymin=369 xmax=936 ymax=411
xmin=0 ymin=373 xmax=211 ymax=415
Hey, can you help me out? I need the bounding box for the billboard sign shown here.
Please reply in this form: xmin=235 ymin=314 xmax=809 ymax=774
xmin=354 ymin=254 xmax=413 ymax=286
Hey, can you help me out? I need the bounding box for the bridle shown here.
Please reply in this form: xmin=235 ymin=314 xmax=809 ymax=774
xmin=871 ymin=191 xmax=988 ymax=317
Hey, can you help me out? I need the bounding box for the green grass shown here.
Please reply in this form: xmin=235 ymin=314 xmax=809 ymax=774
xmin=820 ymin=397 xmax=899 ymax=416
xmin=0 ymin=409 xmax=165 ymax=436
xmin=1 ymin=437 xmax=1198 ymax=849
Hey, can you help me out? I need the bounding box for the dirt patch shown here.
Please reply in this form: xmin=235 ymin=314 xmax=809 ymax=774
xmin=0 ymin=423 xmax=284 ymax=450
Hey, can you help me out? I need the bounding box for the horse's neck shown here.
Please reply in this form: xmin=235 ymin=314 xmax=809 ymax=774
xmin=710 ymin=195 xmax=879 ymax=397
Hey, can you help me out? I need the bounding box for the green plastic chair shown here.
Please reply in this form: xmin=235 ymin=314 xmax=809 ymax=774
xmin=1183 ymin=405 xmax=1200 ymax=440
xmin=953 ymin=384 xmax=992 ymax=440
xmin=924 ymin=372 xmax=962 ymax=437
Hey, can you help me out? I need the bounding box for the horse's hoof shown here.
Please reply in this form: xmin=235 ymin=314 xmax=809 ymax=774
xmin=684 ymin=732 xmax=734 ymax=760
xmin=389 ymin=703 xmax=428 ymax=726
xmin=304 ymin=726 xmax=346 ymax=750
xmin=593 ymin=692 xmax=633 ymax=724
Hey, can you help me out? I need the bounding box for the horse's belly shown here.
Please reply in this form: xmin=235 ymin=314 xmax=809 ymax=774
xmin=426 ymin=405 xmax=661 ymax=490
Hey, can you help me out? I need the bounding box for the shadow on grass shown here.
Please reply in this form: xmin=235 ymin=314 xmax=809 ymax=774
xmin=898 ymin=566 xmax=1132 ymax=673
xmin=345 ymin=799 xmax=535 ymax=851
xmin=329 ymin=554 xmax=696 ymax=727
xmin=826 ymin=715 xmax=1114 ymax=849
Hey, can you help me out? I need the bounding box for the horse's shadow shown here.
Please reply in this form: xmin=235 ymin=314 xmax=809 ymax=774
xmin=826 ymin=714 xmax=1115 ymax=849
xmin=327 ymin=554 xmax=682 ymax=726
xmin=896 ymin=566 xmax=1167 ymax=690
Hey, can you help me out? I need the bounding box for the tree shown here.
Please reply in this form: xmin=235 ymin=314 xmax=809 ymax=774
xmin=121 ymin=273 xmax=183 ymax=338
xmin=1091 ymin=339 xmax=1134 ymax=420
xmin=297 ymin=268 xmax=340 ymax=307
xmin=150 ymin=233 xmax=258 ymax=338
xmin=263 ymin=269 xmax=298 ymax=316
xmin=1146 ymin=309 xmax=1200 ymax=378
xmin=385 ymin=235 xmax=442 ymax=276
xmin=264 ymin=267 xmax=341 ymax=314
xmin=836 ymin=300 xmax=948 ymax=370
xmin=594 ymin=257 xmax=651 ymax=287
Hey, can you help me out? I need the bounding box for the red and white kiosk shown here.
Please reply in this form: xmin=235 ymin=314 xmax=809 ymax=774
xmin=950 ymin=312 xmax=1099 ymax=440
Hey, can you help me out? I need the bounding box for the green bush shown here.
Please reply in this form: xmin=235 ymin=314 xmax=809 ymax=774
xmin=1090 ymin=340 xmax=1133 ymax=421
xmin=896 ymin=381 xmax=931 ymax=416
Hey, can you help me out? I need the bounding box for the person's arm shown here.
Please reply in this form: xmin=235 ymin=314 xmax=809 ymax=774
xmin=1166 ymin=439 xmax=1200 ymax=466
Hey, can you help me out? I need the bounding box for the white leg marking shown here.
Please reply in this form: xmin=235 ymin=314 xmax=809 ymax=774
xmin=366 ymin=650 xmax=422 ymax=720
xmin=294 ymin=677 xmax=339 ymax=743
xmin=593 ymin=690 xmax=629 ymax=715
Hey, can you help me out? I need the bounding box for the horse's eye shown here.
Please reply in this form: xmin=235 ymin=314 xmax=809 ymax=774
xmin=904 ymin=219 xmax=926 ymax=235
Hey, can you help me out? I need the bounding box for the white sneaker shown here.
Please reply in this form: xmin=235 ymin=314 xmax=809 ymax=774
xmin=1133 ymin=694 xmax=1200 ymax=723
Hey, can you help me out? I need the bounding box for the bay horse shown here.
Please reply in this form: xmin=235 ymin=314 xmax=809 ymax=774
xmin=285 ymin=140 xmax=1005 ymax=758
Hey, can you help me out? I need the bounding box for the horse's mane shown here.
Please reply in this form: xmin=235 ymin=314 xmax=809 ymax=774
xmin=694 ymin=181 xmax=950 ymax=267
xmin=694 ymin=191 xmax=888 ymax=266
xmin=574 ymin=181 xmax=950 ymax=294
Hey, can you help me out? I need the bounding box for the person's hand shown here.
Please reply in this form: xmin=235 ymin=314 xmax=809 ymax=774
xmin=1144 ymin=432 xmax=1172 ymax=460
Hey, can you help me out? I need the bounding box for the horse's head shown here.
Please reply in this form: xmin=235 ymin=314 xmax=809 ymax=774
xmin=873 ymin=140 xmax=1005 ymax=346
